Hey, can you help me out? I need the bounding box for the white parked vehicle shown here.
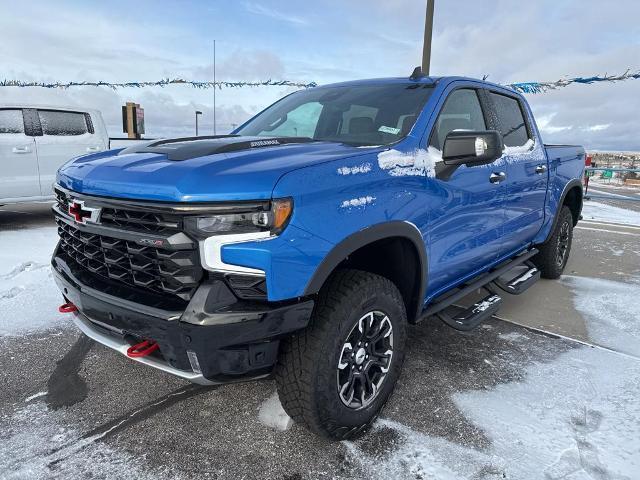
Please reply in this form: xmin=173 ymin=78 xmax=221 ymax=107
xmin=0 ymin=105 xmax=108 ymax=204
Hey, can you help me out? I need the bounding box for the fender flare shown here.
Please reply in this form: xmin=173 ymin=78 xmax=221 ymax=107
xmin=303 ymin=221 xmax=427 ymax=320
xmin=542 ymin=179 xmax=583 ymax=244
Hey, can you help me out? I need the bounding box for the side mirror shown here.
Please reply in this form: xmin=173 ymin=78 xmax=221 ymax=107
xmin=442 ymin=130 xmax=504 ymax=167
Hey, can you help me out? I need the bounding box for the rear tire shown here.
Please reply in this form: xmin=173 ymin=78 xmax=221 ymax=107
xmin=275 ymin=269 xmax=407 ymax=440
xmin=532 ymin=205 xmax=574 ymax=279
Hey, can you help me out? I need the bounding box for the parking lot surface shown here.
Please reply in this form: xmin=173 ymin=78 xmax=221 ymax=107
xmin=1 ymin=202 xmax=639 ymax=479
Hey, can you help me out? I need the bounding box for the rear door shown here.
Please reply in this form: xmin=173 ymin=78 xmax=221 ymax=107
xmin=486 ymin=91 xmax=547 ymax=255
xmin=34 ymin=109 xmax=103 ymax=196
xmin=0 ymin=108 xmax=40 ymax=199
xmin=425 ymin=86 xmax=506 ymax=296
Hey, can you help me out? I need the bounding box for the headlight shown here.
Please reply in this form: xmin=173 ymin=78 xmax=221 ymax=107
xmin=185 ymin=198 xmax=292 ymax=237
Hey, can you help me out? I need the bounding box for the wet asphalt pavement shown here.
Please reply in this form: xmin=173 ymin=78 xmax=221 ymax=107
xmin=1 ymin=202 xmax=639 ymax=479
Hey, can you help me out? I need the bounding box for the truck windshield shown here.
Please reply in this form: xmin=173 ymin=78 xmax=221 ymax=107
xmin=236 ymin=84 xmax=434 ymax=147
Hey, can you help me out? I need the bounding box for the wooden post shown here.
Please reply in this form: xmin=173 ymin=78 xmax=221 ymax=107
xmin=122 ymin=102 xmax=143 ymax=139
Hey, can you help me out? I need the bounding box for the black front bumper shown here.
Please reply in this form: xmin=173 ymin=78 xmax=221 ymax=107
xmin=52 ymin=254 xmax=314 ymax=384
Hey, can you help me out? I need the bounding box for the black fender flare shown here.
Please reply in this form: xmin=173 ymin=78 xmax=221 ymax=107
xmin=542 ymin=179 xmax=583 ymax=244
xmin=303 ymin=221 xmax=427 ymax=320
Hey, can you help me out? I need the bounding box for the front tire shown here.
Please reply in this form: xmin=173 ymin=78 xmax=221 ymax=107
xmin=275 ymin=269 xmax=407 ymax=440
xmin=533 ymin=205 xmax=574 ymax=279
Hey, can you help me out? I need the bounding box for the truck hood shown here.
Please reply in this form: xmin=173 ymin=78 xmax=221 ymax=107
xmin=56 ymin=136 xmax=370 ymax=202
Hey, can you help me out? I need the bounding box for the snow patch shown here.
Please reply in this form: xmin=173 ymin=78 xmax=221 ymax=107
xmin=0 ymin=404 xmax=178 ymax=479
xmin=377 ymin=147 xmax=440 ymax=177
xmin=0 ymin=227 xmax=66 ymax=336
xmin=258 ymin=391 xmax=293 ymax=431
xmin=337 ymin=163 xmax=372 ymax=176
xmin=502 ymin=138 xmax=535 ymax=156
xmin=346 ymin=346 xmax=640 ymax=479
xmin=340 ymin=196 xmax=376 ymax=209
xmin=25 ymin=391 xmax=48 ymax=403
xmin=498 ymin=331 xmax=529 ymax=342
xmin=581 ymin=201 xmax=640 ymax=227
xmin=561 ymin=275 xmax=640 ymax=356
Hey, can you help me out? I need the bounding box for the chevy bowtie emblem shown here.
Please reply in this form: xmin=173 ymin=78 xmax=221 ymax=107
xmin=68 ymin=200 xmax=101 ymax=224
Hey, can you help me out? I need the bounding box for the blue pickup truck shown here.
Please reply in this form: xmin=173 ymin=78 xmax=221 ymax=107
xmin=52 ymin=70 xmax=584 ymax=439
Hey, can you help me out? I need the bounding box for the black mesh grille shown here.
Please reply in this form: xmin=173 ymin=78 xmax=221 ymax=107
xmin=56 ymin=218 xmax=202 ymax=301
xmin=99 ymin=208 xmax=182 ymax=234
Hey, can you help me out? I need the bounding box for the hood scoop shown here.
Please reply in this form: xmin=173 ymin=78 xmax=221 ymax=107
xmin=117 ymin=135 xmax=316 ymax=161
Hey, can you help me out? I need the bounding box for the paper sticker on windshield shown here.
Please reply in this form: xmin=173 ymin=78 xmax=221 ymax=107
xmin=378 ymin=126 xmax=400 ymax=135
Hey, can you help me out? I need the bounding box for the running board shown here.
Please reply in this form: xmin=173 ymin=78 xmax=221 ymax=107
xmin=493 ymin=262 xmax=540 ymax=295
xmin=417 ymin=249 xmax=539 ymax=329
xmin=437 ymin=294 xmax=503 ymax=331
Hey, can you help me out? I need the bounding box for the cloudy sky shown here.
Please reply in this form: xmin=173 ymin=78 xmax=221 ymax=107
xmin=1 ymin=0 xmax=638 ymax=150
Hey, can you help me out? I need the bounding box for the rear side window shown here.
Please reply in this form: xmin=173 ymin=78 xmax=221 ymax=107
xmin=0 ymin=109 xmax=25 ymax=134
xmin=489 ymin=93 xmax=530 ymax=147
xmin=38 ymin=110 xmax=89 ymax=136
xmin=429 ymin=89 xmax=486 ymax=150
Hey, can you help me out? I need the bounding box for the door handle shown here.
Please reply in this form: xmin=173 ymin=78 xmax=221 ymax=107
xmin=489 ymin=172 xmax=506 ymax=184
xmin=86 ymin=146 xmax=102 ymax=152
xmin=535 ymin=164 xmax=547 ymax=174
xmin=12 ymin=145 xmax=31 ymax=154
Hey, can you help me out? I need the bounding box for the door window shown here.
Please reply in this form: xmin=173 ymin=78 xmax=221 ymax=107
xmin=0 ymin=109 xmax=25 ymax=134
xmin=38 ymin=110 xmax=89 ymax=136
xmin=429 ymin=89 xmax=486 ymax=150
xmin=489 ymin=93 xmax=530 ymax=147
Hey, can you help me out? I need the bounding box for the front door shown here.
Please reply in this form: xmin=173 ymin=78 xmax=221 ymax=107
xmin=424 ymin=87 xmax=506 ymax=298
xmin=0 ymin=109 xmax=40 ymax=199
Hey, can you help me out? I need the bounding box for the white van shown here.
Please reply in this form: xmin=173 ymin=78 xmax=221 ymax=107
xmin=0 ymin=105 xmax=108 ymax=204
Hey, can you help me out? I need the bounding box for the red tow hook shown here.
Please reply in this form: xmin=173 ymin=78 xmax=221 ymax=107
xmin=58 ymin=302 xmax=78 ymax=313
xmin=127 ymin=340 xmax=160 ymax=358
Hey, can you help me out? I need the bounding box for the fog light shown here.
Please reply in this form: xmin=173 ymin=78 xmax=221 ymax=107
xmin=187 ymin=350 xmax=202 ymax=374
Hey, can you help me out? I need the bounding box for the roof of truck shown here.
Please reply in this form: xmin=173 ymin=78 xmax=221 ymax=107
xmin=0 ymin=104 xmax=102 ymax=115
xmin=315 ymin=75 xmax=518 ymax=96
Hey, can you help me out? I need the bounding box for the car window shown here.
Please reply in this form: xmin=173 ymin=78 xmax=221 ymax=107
xmin=429 ymin=89 xmax=486 ymax=150
xmin=38 ymin=110 xmax=89 ymax=136
xmin=0 ymin=109 xmax=25 ymax=134
xmin=237 ymin=84 xmax=434 ymax=147
xmin=489 ymin=92 xmax=530 ymax=147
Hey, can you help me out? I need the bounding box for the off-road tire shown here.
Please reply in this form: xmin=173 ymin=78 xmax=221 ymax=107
xmin=275 ymin=269 xmax=407 ymax=440
xmin=532 ymin=205 xmax=574 ymax=279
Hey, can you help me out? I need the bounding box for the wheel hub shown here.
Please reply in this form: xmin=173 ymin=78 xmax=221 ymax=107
xmin=336 ymin=310 xmax=394 ymax=410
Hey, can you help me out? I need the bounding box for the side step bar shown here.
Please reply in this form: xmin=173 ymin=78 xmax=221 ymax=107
xmin=437 ymin=294 xmax=502 ymax=331
xmin=493 ymin=262 xmax=540 ymax=295
xmin=418 ymin=249 xmax=539 ymax=330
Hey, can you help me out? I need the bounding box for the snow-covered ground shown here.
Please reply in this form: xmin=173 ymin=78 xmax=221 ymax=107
xmin=347 ymin=345 xmax=640 ymax=479
xmin=0 ymin=227 xmax=65 ymax=336
xmin=0 ymin=404 xmax=182 ymax=480
xmin=581 ymin=200 xmax=640 ymax=226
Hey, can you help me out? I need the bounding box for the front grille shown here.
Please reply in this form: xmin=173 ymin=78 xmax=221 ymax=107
xmin=56 ymin=219 xmax=202 ymax=301
xmin=99 ymin=207 xmax=182 ymax=234
xmin=53 ymin=188 xmax=204 ymax=304
xmin=56 ymin=218 xmax=202 ymax=300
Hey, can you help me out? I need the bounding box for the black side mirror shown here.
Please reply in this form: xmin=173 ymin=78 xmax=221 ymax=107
xmin=442 ymin=130 xmax=504 ymax=167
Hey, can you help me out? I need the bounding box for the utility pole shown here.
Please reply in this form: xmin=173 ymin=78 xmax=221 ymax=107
xmin=421 ymin=0 xmax=435 ymax=75
xmin=213 ymin=40 xmax=217 ymax=135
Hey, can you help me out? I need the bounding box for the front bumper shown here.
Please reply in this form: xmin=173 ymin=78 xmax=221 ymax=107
xmin=52 ymin=255 xmax=314 ymax=384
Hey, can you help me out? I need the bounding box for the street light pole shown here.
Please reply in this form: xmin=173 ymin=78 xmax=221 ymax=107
xmin=195 ymin=110 xmax=202 ymax=136
xmin=213 ymin=39 xmax=217 ymax=135
xmin=422 ymin=0 xmax=435 ymax=75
